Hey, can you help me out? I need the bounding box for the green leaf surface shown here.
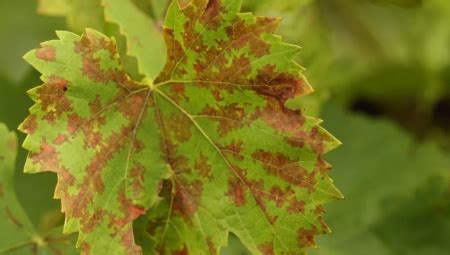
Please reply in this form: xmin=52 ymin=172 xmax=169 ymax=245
xmin=38 ymin=0 xmax=69 ymax=16
xmin=0 ymin=124 xmax=77 ymax=255
xmin=20 ymin=1 xmax=341 ymax=254
xmin=103 ymin=0 xmax=167 ymax=80
xmin=38 ymin=0 xmax=106 ymax=33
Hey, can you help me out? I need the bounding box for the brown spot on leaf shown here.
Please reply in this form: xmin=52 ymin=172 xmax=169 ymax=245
xmin=79 ymin=242 xmax=90 ymax=254
xmin=21 ymin=115 xmax=38 ymax=134
xmin=315 ymin=205 xmax=325 ymax=215
xmin=53 ymin=134 xmax=67 ymax=145
xmin=258 ymin=242 xmax=274 ymax=255
xmin=202 ymin=0 xmax=222 ymax=28
xmin=84 ymin=127 xmax=133 ymax=194
xmin=227 ymin=176 xmax=247 ymax=207
xmin=166 ymin=113 xmax=193 ymax=143
xmin=194 ymin=154 xmax=212 ymax=179
xmin=113 ymin=191 xmax=145 ymax=228
xmin=252 ymin=150 xmax=316 ymax=192
xmin=37 ymin=77 xmax=72 ymax=124
xmin=207 ymin=237 xmax=217 ymax=255
xmin=220 ymin=140 xmax=244 ymax=161
xmin=36 ymin=45 xmax=56 ymax=61
xmin=74 ymin=34 xmax=135 ymax=89
xmin=129 ymin=163 xmax=145 ymax=197
xmin=201 ymin=103 xmax=246 ymax=136
xmin=173 ymin=180 xmax=203 ymax=218
xmin=269 ymin=186 xmax=294 ymax=208
xmin=297 ymin=226 xmax=317 ymax=247
xmin=172 ymin=245 xmax=188 ymax=255
xmin=252 ymin=65 xmax=307 ymax=105
xmin=82 ymin=209 xmax=105 ymax=233
xmin=288 ymin=200 xmax=306 ymax=214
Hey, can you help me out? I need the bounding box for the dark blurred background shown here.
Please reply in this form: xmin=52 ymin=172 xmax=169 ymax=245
xmin=0 ymin=1 xmax=448 ymax=254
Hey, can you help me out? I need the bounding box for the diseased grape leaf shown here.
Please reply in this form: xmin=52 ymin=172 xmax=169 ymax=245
xmin=0 ymin=124 xmax=78 ymax=255
xmin=20 ymin=0 xmax=342 ymax=254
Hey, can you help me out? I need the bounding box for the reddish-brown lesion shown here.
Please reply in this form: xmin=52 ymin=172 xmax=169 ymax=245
xmin=252 ymin=150 xmax=317 ymax=192
xmin=37 ymin=76 xmax=72 ymax=124
xmin=53 ymin=134 xmax=68 ymax=145
xmin=226 ymin=175 xmax=246 ymax=207
xmin=258 ymin=242 xmax=274 ymax=255
xmin=79 ymin=241 xmax=91 ymax=255
xmin=82 ymin=209 xmax=106 ymax=233
xmin=288 ymin=200 xmax=306 ymax=214
xmin=155 ymin=29 xmax=187 ymax=82
xmin=129 ymin=163 xmax=146 ymax=197
xmin=113 ymin=191 xmax=146 ymax=229
xmin=219 ymin=139 xmax=244 ymax=161
xmin=21 ymin=115 xmax=38 ymax=135
xmin=172 ymin=245 xmax=188 ymax=255
xmin=297 ymin=226 xmax=317 ymax=247
xmin=226 ymin=164 xmax=279 ymax=224
xmin=36 ymin=45 xmax=56 ymax=62
xmin=194 ymin=154 xmax=212 ymax=180
xmin=166 ymin=113 xmax=193 ymax=143
xmin=172 ymin=180 xmax=203 ymax=219
xmin=201 ymin=0 xmax=222 ymax=29
xmin=252 ymin=65 xmax=308 ymax=104
xmin=269 ymin=185 xmax=294 ymax=209
xmin=200 ymin=103 xmax=246 ymax=136
xmin=74 ymin=34 xmax=137 ymax=91
xmin=207 ymin=236 xmax=217 ymax=255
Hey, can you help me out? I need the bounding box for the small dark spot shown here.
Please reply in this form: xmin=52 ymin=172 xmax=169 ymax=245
xmin=432 ymin=95 xmax=450 ymax=130
xmin=350 ymin=97 xmax=384 ymax=117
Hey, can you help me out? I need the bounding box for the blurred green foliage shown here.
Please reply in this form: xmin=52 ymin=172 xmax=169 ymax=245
xmin=0 ymin=0 xmax=448 ymax=254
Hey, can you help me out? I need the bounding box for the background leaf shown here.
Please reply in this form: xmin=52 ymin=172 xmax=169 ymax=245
xmin=0 ymin=124 xmax=78 ymax=255
xmin=103 ymin=0 xmax=167 ymax=80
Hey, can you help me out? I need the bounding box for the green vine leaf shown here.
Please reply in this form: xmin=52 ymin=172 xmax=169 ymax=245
xmin=38 ymin=0 xmax=69 ymax=16
xmin=38 ymin=0 xmax=107 ymax=33
xmin=20 ymin=0 xmax=342 ymax=254
xmin=102 ymin=0 xmax=167 ymax=80
xmin=0 ymin=124 xmax=77 ymax=255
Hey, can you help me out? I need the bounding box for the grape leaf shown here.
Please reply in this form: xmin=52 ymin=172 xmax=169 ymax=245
xmin=20 ymin=0 xmax=341 ymax=254
xmin=0 ymin=124 xmax=77 ymax=255
xmin=38 ymin=0 xmax=69 ymax=16
xmin=38 ymin=0 xmax=106 ymax=33
xmin=103 ymin=0 xmax=167 ymax=80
